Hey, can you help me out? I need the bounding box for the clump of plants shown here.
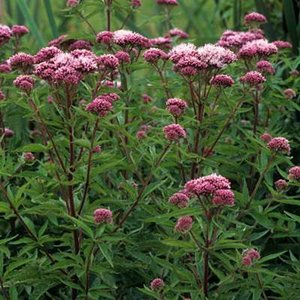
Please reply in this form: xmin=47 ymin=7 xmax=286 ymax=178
xmin=0 ymin=1 xmax=300 ymax=299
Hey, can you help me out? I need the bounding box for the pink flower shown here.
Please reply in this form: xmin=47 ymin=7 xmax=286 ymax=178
xmin=97 ymin=54 xmax=119 ymax=70
xmin=256 ymin=60 xmax=275 ymax=75
xmin=0 ymin=62 xmax=11 ymax=73
xmin=23 ymin=152 xmax=35 ymax=162
xmin=67 ymin=0 xmax=79 ymax=7
xmin=157 ymin=0 xmax=178 ymax=5
xmin=267 ymin=137 xmax=291 ymax=155
xmin=169 ymin=43 xmax=197 ymax=63
xmin=69 ymin=40 xmax=92 ymax=51
xmin=14 ymin=75 xmax=35 ymax=92
xmin=175 ymin=216 xmax=193 ymax=233
xmin=275 ymin=179 xmax=288 ymax=191
xmin=169 ymin=192 xmax=189 ymax=208
xmin=143 ymin=48 xmax=168 ymax=63
xmin=142 ymin=94 xmax=152 ymax=103
xmin=169 ymin=28 xmax=189 ymax=39
xmin=113 ymin=30 xmax=150 ymax=48
xmin=166 ymin=98 xmax=187 ymax=117
xmin=240 ymin=71 xmax=266 ymax=86
xmin=9 ymin=52 xmax=34 ymax=71
xmin=163 ymin=124 xmax=186 ymax=141
xmin=100 ymin=93 xmax=120 ymax=103
xmin=283 ymin=88 xmax=296 ymax=99
xmin=34 ymin=46 xmax=63 ymax=64
xmin=217 ymin=30 xmax=264 ymax=49
xmin=0 ymin=90 xmax=5 ymax=101
xmin=3 ymin=128 xmax=14 ymax=138
xmin=288 ymin=166 xmax=300 ymax=181
xmin=48 ymin=35 xmax=66 ymax=48
xmin=131 ymin=0 xmax=142 ymax=7
xmin=272 ymin=40 xmax=292 ymax=49
xmin=244 ymin=12 xmax=267 ymax=26
xmin=93 ymin=208 xmax=113 ymax=224
xmin=150 ymin=278 xmax=165 ymax=291
xmin=242 ymin=248 xmax=260 ymax=266
xmin=260 ymin=133 xmax=272 ymax=143
xmin=92 ymin=145 xmax=102 ymax=153
xmin=115 ymin=51 xmax=131 ymax=64
xmin=136 ymin=130 xmax=147 ymax=140
xmin=0 ymin=25 xmax=12 ymax=46
xmin=239 ymin=39 xmax=278 ymax=58
xmin=11 ymin=25 xmax=29 ymax=37
xmin=211 ymin=189 xmax=235 ymax=206
xmin=184 ymin=174 xmax=231 ymax=196
xmin=86 ymin=97 xmax=113 ymax=117
xmin=210 ymin=74 xmax=234 ymax=87
xmin=150 ymin=37 xmax=172 ymax=49
xmin=96 ymin=31 xmax=114 ymax=44
xmin=290 ymin=69 xmax=299 ymax=77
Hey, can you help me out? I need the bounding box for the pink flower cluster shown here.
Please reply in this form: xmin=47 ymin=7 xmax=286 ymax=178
xmin=273 ymin=40 xmax=292 ymax=50
xmin=169 ymin=28 xmax=189 ymax=39
xmin=23 ymin=152 xmax=35 ymax=162
xmin=170 ymin=43 xmax=236 ymax=76
xmin=9 ymin=52 xmax=34 ymax=71
xmin=93 ymin=208 xmax=113 ymax=224
xmin=184 ymin=173 xmax=234 ymax=206
xmin=284 ymin=88 xmax=296 ymax=99
xmin=35 ymin=49 xmax=98 ymax=85
xmin=267 ymin=137 xmax=290 ymax=155
xmin=97 ymin=54 xmax=119 ymax=70
xmin=0 ymin=62 xmax=11 ymax=73
xmin=157 ymin=0 xmax=178 ymax=5
xmin=260 ymin=132 xmax=272 ymax=143
xmin=163 ymin=124 xmax=186 ymax=141
xmin=240 ymin=71 xmax=266 ymax=86
xmin=131 ymin=0 xmax=142 ymax=7
xmin=150 ymin=37 xmax=172 ymax=49
xmin=210 ymin=74 xmax=234 ymax=87
xmin=166 ymin=98 xmax=187 ymax=117
xmin=169 ymin=192 xmax=189 ymax=208
xmin=242 ymin=248 xmax=260 ymax=266
xmin=115 ymin=51 xmax=131 ymax=64
xmin=69 ymin=40 xmax=92 ymax=51
xmin=110 ymin=29 xmax=151 ymax=48
xmin=218 ymin=30 xmax=264 ymax=49
xmin=244 ymin=12 xmax=267 ymax=27
xmin=217 ymin=30 xmax=264 ymax=50
xmin=136 ymin=124 xmax=151 ymax=140
xmin=143 ymin=48 xmax=168 ymax=63
xmin=3 ymin=128 xmax=14 ymax=138
xmin=238 ymin=39 xmax=278 ymax=58
xmin=0 ymin=24 xmax=12 ymax=46
xmin=288 ymin=166 xmax=300 ymax=181
xmin=175 ymin=216 xmax=193 ymax=233
xmin=150 ymin=278 xmax=165 ymax=291
xmin=86 ymin=93 xmax=118 ymax=117
xmin=275 ymin=179 xmax=288 ymax=191
xmin=13 ymin=75 xmax=35 ymax=92
xmin=12 ymin=25 xmax=29 ymax=37
xmin=67 ymin=0 xmax=79 ymax=7
xmin=256 ymin=60 xmax=275 ymax=75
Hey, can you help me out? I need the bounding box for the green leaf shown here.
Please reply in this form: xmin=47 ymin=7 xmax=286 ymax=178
xmin=43 ymin=0 xmax=58 ymax=38
xmin=98 ymin=243 xmax=114 ymax=268
xmin=259 ymin=251 xmax=286 ymax=263
xmin=15 ymin=143 xmax=49 ymax=152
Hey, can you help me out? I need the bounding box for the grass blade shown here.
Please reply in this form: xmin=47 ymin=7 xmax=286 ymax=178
xmin=44 ymin=0 xmax=59 ymax=38
xmin=16 ymin=0 xmax=45 ymax=47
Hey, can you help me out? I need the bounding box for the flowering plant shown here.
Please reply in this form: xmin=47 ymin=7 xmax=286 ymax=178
xmin=0 ymin=1 xmax=300 ymax=299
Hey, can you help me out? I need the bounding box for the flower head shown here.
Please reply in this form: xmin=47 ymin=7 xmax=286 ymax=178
xmin=93 ymin=208 xmax=113 ymax=224
xmin=283 ymin=88 xmax=296 ymax=100
xmin=260 ymin=132 xmax=272 ymax=143
xmin=169 ymin=28 xmax=189 ymax=39
xmin=9 ymin=52 xmax=34 ymax=71
xmin=113 ymin=29 xmax=150 ymax=48
xmin=12 ymin=25 xmax=29 ymax=37
xmin=115 ymin=51 xmax=131 ymax=64
xmin=157 ymin=0 xmax=178 ymax=5
xmin=267 ymin=137 xmax=290 ymax=155
xmin=13 ymin=75 xmax=35 ymax=92
xmin=97 ymin=54 xmax=119 ymax=70
xmin=96 ymin=31 xmax=114 ymax=44
xmin=92 ymin=145 xmax=102 ymax=153
xmin=275 ymin=179 xmax=288 ymax=191
xmin=210 ymin=74 xmax=234 ymax=87
xmin=143 ymin=48 xmax=168 ymax=63
xmin=69 ymin=40 xmax=92 ymax=51
xmin=166 ymin=98 xmax=187 ymax=117
xmin=239 ymin=39 xmax=278 ymax=58
xmin=288 ymin=166 xmax=300 ymax=181
xmin=211 ymin=189 xmax=235 ymax=206
xmin=163 ymin=124 xmax=186 ymax=141
xmin=3 ymin=128 xmax=14 ymax=138
xmin=131 ymin=0 xmax=142 ymax=7
xmin=23 ymin=152 xmax=35 ymax=162
xmin=256 ymin=60 xmax=275 ymax=75
xmin=169 ymin=192 xmax=189 ymax=208
xmin=150 ymin=278 xmax=165 ymax=291
xmin=0 ymin=62 xmax=11 ymax=73
xmin=242 ymin=248 xmax=260 ymax=266
xmin=175 ymin=216 xmax=193 ymax=233
xmin=240 ymin=71 xmax=266 ymax=86
xmin=244 ymin=12 xmax=267 ymax=27
xmin=86 ymin=97 xmax=113 ymax=117
xmin=34 ymin=46 xmax=63 ymax=64
xmin=0 ymin=25 xmax=12 ymax=46
xmin=67 ymin=0 xmax=79 ymax=7
xmin=142 ymin=94 xmax=152 ymax=103
xmin=272 ymin=40 xmax=292 ymax=50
